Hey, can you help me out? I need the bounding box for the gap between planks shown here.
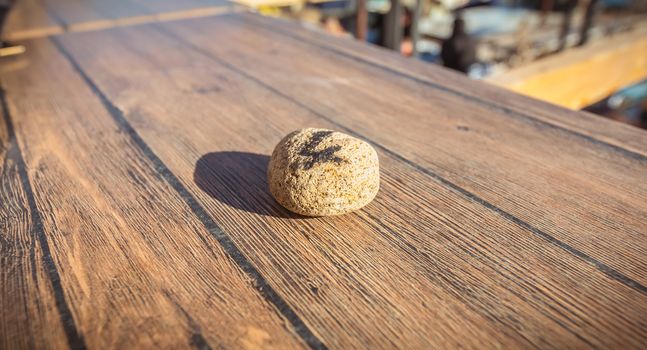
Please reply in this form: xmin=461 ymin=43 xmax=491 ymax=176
xmin=17 ymin=20 xmax=644 ymax=348
xmin=235 ymin=14 xmax=647 ymax=163
xmin=0 ymin=88 xmax=88 ymax=349
xmin=232 ymin=13 xmax=647 ymax=160
xmin=48 ymin=36 xmax=328 ymax=350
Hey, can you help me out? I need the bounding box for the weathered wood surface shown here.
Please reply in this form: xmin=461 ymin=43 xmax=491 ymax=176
xmin=4 ymin=0 xmax=233 ymax=40
xmin=243 ymin=15 xmax=647 ymax=158
xmin=0 ymin=30 xmax=308 ymax=350
xmin=3 ymin=0 xmax=63 ymax=40
xmin=1 ymin=11 xmax=646 ymax=350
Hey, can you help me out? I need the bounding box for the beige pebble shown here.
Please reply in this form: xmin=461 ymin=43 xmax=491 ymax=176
xmin=268 ymin=128 xmax=380 ymax=216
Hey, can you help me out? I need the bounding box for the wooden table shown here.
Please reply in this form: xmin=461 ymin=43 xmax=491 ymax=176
xmin=4 ymin=0 xmax=233 ymax=41
xmin=1 ymin=11 xmax=646 ymax=350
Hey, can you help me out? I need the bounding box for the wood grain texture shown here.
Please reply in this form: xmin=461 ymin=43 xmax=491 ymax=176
xmin=3 ymin=0 xmax=233 ymax=40
xmin=1 ymin=91 xmax=69 ymax=350
xmin=191 ymin=14 xmax=647 ymax=282
xmin=241 ymin=14 xmax=647 ymax=158
xmin=1 ymin=38 xmax=309 ymax=350
xmin=154 ymin=14 xmax=647 ymax=286
xmin=2 ymin=11 xmax=647 ymax=350
xmin=32 ymin=15 xmax=647 ymax=349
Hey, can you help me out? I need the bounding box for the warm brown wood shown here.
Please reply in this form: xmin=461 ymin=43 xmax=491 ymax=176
xmin=0 ymin=91 xmax=69 ymax=350
xmin=1 ymin=38 xmax=308 ymax=349
xmin=4 ymin=0 xmax=63 ymax=41
xmin=3 ymin=0 xmax=233 ymax=40
xmin=2 ymin=10 xmax=647 ymax=350
xmin=41 ymin=0 xmax=232 ymax=28
xmin=247 ymin=13 xmax=647 ymax=157
xmin=41 ymin=0 xmax=149 ymax=25
xmin=155 ymin=14 xmax=647 ymax=285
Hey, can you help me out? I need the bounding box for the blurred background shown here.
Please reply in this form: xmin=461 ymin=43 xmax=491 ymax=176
xmin=2 ymin=0 xmax=647 ymax=127
xmin=247 ymin=0 xmax=647 ymax=129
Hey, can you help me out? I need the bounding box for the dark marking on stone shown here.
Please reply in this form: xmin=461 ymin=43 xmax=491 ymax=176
xmin=457 ymin=125 xmax=470 ymax=131
xmin=298 ymin=131 xmax=345 ymax=170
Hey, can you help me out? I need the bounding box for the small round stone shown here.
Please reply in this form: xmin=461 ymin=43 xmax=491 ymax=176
xmin=268 ymin=128 xmax=380 ymax=216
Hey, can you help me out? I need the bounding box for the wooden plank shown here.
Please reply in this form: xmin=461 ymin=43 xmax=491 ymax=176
xmin=79 ymin=0 xmax=152 ymax=21
xmin=1 ymin=92 xmax=69 ymax=349
xmin=143 ymin=14 xmax=647 ymax=286
xmin=244 ymin=14 xmax=647 ymax=158
xmin=39 ymin=0 xmax=232 ymax=27
xmin=4 ymin=0 xmax=234 ymax=40
xmin=60 ymin=6 xmax=234 ymax=34
xmin=49 ymin=19 xmax=647 ymax=348
xmin=0 ymin=38 xmax=309 ymax=349
xmin=130 ymin=0 xmax=231 ymax=13
xmin=4 ymin=0 xmax=63 ymax=41
xmin=486 ymin=25 xmax=647 ymax=109
xmin=39 ymin=0 xmax=150 ymax=26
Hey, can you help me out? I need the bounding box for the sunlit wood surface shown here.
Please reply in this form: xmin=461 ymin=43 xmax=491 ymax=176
xmin=4 ymin=0 xmax=233 ymax=40
xmin=1 ymin=10 xmax=646 ymax=350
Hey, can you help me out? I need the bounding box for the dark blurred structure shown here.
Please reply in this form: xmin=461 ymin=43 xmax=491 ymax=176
xmin=441 ymin=16 xmax=476 ymax=73
xmin=0 ymin=0 xmax=20 ymax=54
xmin=556 ymin=0 xmax=577 ymax=52
xmin=0 ymin=0 xmax=12 ymax=40
xmin=584 ymin=79 xmax=647 ymax=129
